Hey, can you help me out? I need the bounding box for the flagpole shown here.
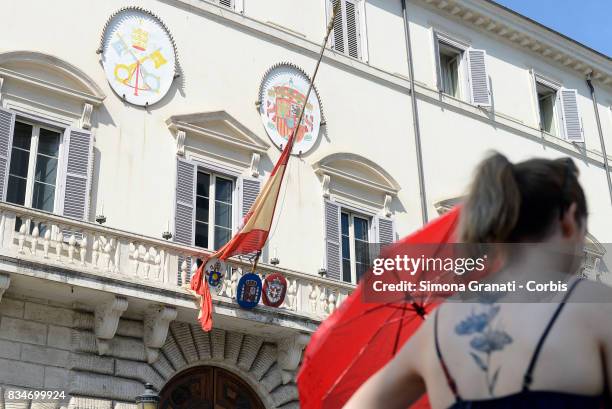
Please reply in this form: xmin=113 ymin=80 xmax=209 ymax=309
xmin=249 ymin=1 xmax=340 ymax=272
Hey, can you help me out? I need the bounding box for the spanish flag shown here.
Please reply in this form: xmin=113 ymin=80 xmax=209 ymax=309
xmin=191 ymin=125 xmax=297 ymax=332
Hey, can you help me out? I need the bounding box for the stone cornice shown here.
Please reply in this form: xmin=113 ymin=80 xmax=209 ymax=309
xmin=417 ymin=0 xmax=612 ymax=87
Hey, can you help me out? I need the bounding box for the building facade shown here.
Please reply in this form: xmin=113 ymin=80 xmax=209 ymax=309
xmin=0 ymin=0 xmax=610 ymax=408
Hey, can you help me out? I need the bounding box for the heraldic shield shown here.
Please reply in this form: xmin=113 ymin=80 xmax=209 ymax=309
xmin=262 ymin=273 xmax=288 ymax=307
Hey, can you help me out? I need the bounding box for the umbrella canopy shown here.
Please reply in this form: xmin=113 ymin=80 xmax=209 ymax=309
xmin=297 ymin=207 xmax=461 ymax=409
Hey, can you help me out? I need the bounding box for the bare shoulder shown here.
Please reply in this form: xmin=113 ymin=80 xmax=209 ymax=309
xmin=570 ymin=279 xmax=612 ymax=326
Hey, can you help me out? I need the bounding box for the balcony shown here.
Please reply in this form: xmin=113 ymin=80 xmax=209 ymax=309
xmin=0 ymin=202 xmax=355 ymax=337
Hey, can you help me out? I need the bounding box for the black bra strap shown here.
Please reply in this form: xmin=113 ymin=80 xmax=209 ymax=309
xmin=434 ymin=308 xmax=462 ymax=402
xmin=522 ymin=278 xmax=582 ymax=391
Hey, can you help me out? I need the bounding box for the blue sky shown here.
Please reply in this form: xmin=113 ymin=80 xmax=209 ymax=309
xmin=493 ymin=0 xmax=612 ymax=57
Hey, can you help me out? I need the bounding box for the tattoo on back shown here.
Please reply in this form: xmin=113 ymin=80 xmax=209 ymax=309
xmin=454 ymin=304 xmax=513 ymax=396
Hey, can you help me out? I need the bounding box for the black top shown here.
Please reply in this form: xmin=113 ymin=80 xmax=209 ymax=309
xmin=433 ymin=279 xmax=608 ymax=409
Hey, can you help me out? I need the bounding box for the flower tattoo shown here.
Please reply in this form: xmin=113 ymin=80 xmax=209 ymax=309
xmin=454 ymin=305 xmax=512 ymax=396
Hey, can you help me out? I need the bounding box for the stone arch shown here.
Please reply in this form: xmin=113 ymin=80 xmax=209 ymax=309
xmin=0 ymin=50 xmax=105 ymax=99
xmin=67 ymin=312 xmax=300 ymax=409
xmin=149 ymin=322 xmax=298 ymax=408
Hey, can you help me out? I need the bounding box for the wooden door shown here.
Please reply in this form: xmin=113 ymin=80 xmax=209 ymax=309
xmin=160 ymin=366 xmax=264 ymax=409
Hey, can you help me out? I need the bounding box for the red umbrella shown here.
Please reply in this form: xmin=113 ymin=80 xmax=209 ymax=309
xmin=297 ymin=207 xmax=462 ymax=409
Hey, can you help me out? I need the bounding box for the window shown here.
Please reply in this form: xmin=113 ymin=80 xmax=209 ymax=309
xmin=6 ymin=120 xmax=61 ymax=212
xmin=438 ymin=43 xmax=463 ymax=98
xmin=329 ymin=0 xmax=363 ymax=60
xmin=195 ymin=170 xmax=234 ymax=251
xmin=536 ymin=81 xmax=559 ymax=135
xmin=341 ymin=211 xmax=370 ymax=283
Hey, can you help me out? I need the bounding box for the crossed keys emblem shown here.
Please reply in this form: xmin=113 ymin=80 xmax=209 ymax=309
xmin=112 ymin=31 xmax=168 ymax=96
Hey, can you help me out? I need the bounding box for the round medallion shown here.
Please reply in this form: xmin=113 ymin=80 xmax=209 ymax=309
xmin=100 ymin=7 xmax=176 ymax=106
xmin=258 ymin=63 xmax=323 ymax=155
xmin=236 ymin=273 xmax=262 ymax=309
xmin=204 ymin=257 xmax=226 ymax=288
xmin=262 ymin=273 xmax=287 ymax=307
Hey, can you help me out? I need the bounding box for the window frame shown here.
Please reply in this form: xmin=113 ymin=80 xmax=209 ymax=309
xmin=326 ymin=0 xmax=369 ymax=62
xmin=532 ymin=72 xmax=563 ymax=138
xmin=194 ymin=167 xmax=237 ymax=251
xmin=433 ymin=31 xmax=470 ymax=101
xmin=6 ymin=117 xmax=65 ymax=213
xmin=340 ymin=209 xmax=371 ymax=284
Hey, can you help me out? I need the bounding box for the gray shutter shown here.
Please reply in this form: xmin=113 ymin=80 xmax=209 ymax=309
xmin=241 ymin=178 xmax=261 ymax=218
xmin=174 ymin=158 xmax=196 ymax=285
xmin=468 ymin=49 xmax=491 ymax=107
xmin=378 ymin=218 xmax=394 ymax=245
xmin=62 ymin=128 xmax=93 ymax=220
xmin=0 ymin=108 xmax=15 ymax=201
xmin=174 ymin=158 xmax=196 ymax=245
xmin=561 ymin=89 xmax=583 ymax=142
xmin=331 ymin=0 xmax=345 ymax=54
xmin=345 ymin=0 xmax=361 ymax=59
xmin=324 ymin=200 xmax=341 ymax=280
xmin=434 ymin=36 xmax=443 ymax=91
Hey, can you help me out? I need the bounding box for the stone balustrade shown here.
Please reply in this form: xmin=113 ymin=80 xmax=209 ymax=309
xmin=0 ymin=202 xmax=354 ymax=320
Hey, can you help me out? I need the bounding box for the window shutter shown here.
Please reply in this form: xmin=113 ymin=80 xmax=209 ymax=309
xmin=377 ymin=217 xmax=395 ymax=245
xmin=241 ymin=178 xmax=261 ymax=218
xmin=434 ymin=36 xmax=443 ymax=91
xmin=174 ymin=158 xmax=196 ymax=285
xmin=0 ymin=108 xmax=15 ymax=201
xmin=560 ymin=89 xmax=583 ymax=142
xmin=324 ymin=200 xmax=342 ymax=280
xmin=345 ymin=0 xmax=361 ymax=59
xmin=331 ymin=0 xmax=345 ymax=54
xmin=467 ymin=49 xmax=491 ymax=107
xmin=174 ymin=158 xmax=196 ymax=246
xmin=62 ymin=128 xmax=93 ymax=220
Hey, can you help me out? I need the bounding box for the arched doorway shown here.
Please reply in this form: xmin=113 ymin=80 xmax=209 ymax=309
xmin=159 ymin=366 xmax=265 ymax=409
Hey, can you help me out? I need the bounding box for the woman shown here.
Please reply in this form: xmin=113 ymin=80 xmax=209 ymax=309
xmin=344 ymin=153 xmax=612 ymax=409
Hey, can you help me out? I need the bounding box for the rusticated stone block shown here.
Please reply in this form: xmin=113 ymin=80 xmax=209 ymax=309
xmin=160 ymin=334 xmax=186 ymax=370
xmin=190 ymin=325 xmax=211 ymax=360
xmin=25 ymin=303 xmax=74 ymax=327
xmin=68 ymin=353 xmax=114 ymax=375
xmin=43 ymin=367 xmax=70 ymax=389
xmin=250 ymin=344 xmax=277 ymax=380
xmin=69 ymin=372 xmax=142 ymax=402
xmin=261 ymin=364 xmax=282 ymax=392
xmin=66 ymin=397 xmax=112 ymax=409
xmin=73 ymin=312 xmax=94 ymax=330
xmin=0 ymin=339 xmax=21 ymax=359
xmin=114 ymin=359 xmax=165 ymax=391
xmin=116 ymin=319 xmax=143 ymax=338
xmin=237 ymin=335 xmax=263 ymax=372
xmin=271 ymin=384 xmax=299 ymax=407
xmin=210 ymin=328 xmax=225 ymax=360
xmin=170 ymin=322 xmax=198 ymax=363
xmin=150 ymin=353 xmax=174 ymax=381
xmin=47 ymin=326 xmax=73 ymax=350
xmin=21 ymin=344 xmax=70 ymax=367
xmin=0 ymin=298 xmax=25 ymax=318
xmin=0 ymin=317 xmax=47 ymax=345
xmin=224 ymin=332 xmax=243 ymax=364
xmin=0 ymin=358 xmax=44 ymax=388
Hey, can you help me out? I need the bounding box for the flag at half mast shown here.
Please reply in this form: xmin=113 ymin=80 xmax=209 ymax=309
xmin=189 ymin=116 xmax=297 ymax=332
xmin=190 ymin=0 xmax=340 ymax=332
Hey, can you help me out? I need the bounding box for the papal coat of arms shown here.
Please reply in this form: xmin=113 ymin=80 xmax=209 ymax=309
xmin=259 ymin=63 xmax=323 ymax=155
xmin=262 ymin=273 xmax=287 ymax=307
xmin=204 ymin=257 xmax=226 ymax=288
